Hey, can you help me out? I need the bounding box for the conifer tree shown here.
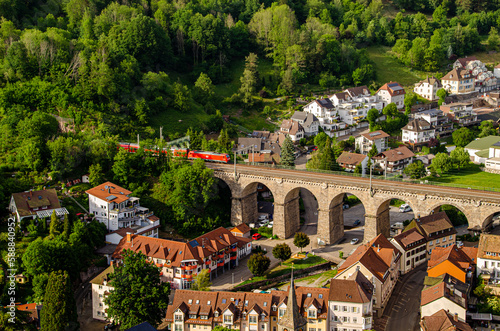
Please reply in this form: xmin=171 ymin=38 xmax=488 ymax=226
xmin=49 ymin=211 xmax=60 ymax=237
xmin=280 ymin=135 xmax=295 ymax=167
xmin=319 ymin=137 xmax=339 ymax=171
xmin=62 ymin=214 xmax=70 ymax=239
xmin=40 ymin=270 xmax=78 ymax=331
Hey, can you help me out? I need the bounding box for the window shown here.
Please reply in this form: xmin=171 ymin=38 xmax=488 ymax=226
xmin=449 ymin=235 xmax=453 ymax=240
xmin=99 ymin=285 xmax=103 ymax=289
xmin=442 ymin=237 xmax=446 ymax=242
xmin=249 ymin=316 xmax=257 ymax=324
xmin=332 ymin=316 xmax=338 ymax=322
xmin=175 ymin=315 xmax=183 ymax=322
xmin=189 ymin=314 xmax=197 ymax=319
xmin=351 ymin=307 xmax=358 ymax=313
xmin=333 ymin=305 xmax=338 ymax=311
xmin=193 ymin=325 xmax=196 ymax=329
xmin=99 ymin=303 xmax=103 ymax=307
xmin=308 ymin=310 xmax=317 ymax=318
xmin=97 ymin=311 xmax=101 ymax=316
xmin=273 ymin=317 xmax=276 ymax=322
xmin=429 ymin=240 xmax=433 ymax=246
xmin=352 ymin=317 xmax=357 ymax=323
xmin=272 ymin=306 xmax=277 ymax=312
xmin=261 ymin=325 xmax=265 ymax=330
xmin=279 ymin=309 xmax=286 ymax=317
xmin=342 ymin=316 xmax=349 ymax=322
xmin=207 ymin=301 xmax=211 ymax=305
xmin=436 ymin=238 xmax=440 ymax=244
xmin=222 ymin=299 xmax=226 ymax=304
xmin=223 ymin=315 xmax=232 ymax=324
xmin=175 ymin=325 xmax=183 ymax=331
xmin=309 ymin=328 xmax=316 ymax=331
xmin=342 ymin=306 xmax=348 ymax=312
xmin=99 ymin=294 xmax=103 ymax=298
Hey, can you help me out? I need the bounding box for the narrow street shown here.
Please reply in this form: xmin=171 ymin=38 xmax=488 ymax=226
xmin=385 ymin=263 xmax=427 ymax=331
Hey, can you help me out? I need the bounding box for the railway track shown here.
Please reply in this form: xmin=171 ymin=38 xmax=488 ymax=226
xmin=207 ymin=163 xmax=500 ymax=202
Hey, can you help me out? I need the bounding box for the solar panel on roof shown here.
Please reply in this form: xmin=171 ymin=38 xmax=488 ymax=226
xmin=369 ymin=132 xmax=381 ymax=137
xmin=189 ymin=240 xmax=200 ymax=248
xmin=106 ymin=195 xmax=117 ymax=201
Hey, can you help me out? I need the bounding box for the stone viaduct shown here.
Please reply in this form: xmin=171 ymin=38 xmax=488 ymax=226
xmin=212 ymin=166 xmax=500 ymax=245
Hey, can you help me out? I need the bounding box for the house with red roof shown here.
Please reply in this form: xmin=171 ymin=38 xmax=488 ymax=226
xmin=427 ymin=245 xmax=477 ymax=284
xmin=86 ymin=182 xmax=160 ymax=241
xmin=375 ymin=82 xmax=406 ymax=109
xmin=112 ymin=227 xmax=252 ymax=290
xmin=334 ymin=234 xmax=401 ymax=317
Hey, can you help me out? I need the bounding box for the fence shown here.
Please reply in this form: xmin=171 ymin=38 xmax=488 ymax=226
xmin=231 ymin=161 xmax=500 ymax=192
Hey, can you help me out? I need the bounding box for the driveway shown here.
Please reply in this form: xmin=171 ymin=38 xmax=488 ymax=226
xmin=385 ymin=263 xmax=427 ymax=331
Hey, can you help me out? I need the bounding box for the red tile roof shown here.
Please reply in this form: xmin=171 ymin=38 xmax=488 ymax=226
xmin=420 ymin=309 xmax=473 ymax=331
xmin=86 ymin=181 xmax=132 ymax=204
xmin=338 ymin=234 xmax=400 ymax=282
xmin=428 ymin=245 xmax=477 ymax=271
xmin=376 ymin=82 xmax=406 ymax=97
xmin=329 ymin=271 xmax=373 ymax=303
xmin=337 ymin=152 xmax=367 ymax=166
xmin=231 ymin=223 xmax=251 ymax=234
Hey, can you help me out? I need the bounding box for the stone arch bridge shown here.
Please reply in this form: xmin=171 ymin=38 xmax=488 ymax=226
xmin=210 ymin=164 xmax=500 ymax=244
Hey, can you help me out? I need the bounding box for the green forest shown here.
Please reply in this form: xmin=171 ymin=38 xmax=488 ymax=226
xmin=1 ymin=0 xmax=500 ymax=230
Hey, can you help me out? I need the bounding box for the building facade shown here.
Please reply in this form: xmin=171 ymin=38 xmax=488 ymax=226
xmin=390 ymin=228 xmax=427 ymax=274
xmin=414 ymin=76 xmax=443 ymax=101
xmin=291 ymin=111 xmax=320 ymax=137
xmin=402 ymin=119 xmax=435 ymax=145
xmin=441 ymin=68 xmax=475 ymax=94
xmin=375 ymin=82 xmax=406 ymax=109
xmin=476 ymin=234 xmax=500 ymax=284
xmin=335 ymin=234 xmax=400 ymax=317
xmin=279 ymin=120 xmax=305 ymax=142
xmin=440 ymin=102 xmax=479 ymax=127
xmin=86 ymin=182 xmax=160 ymax=236
xmin=9 ymin=188 xmax=69 ymax=223
xmin=112 ymin=228 xmax=252 ymax=290
xmin=372 ymin=146 xmax=415 ymax=173
xmin=329 ymin=271 xmax=374 ymax=331
xmin=90 ymin=264 xmax=115 ymax=321
xmin=355 ymin=130 xmax=389 ymax=155
xmin=413 ymin=109 xmax=454 ymax=137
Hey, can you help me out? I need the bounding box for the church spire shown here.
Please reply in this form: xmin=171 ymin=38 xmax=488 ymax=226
xmin=278 ymin=264 xmax=307 ymax=331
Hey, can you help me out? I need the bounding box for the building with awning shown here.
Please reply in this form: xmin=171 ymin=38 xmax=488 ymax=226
xmin=9 ymin=188 xmax=66 ymax=223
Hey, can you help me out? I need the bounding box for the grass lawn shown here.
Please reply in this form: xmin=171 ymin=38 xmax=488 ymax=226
xmin=472 ymin=50 xmax=500 ymax=66
xmin=149 ymin=105 xmax=211 ymax=136
xmin=425 ymin=164 xmax=500 ymax=191
xmin=367 ymin=46 xmax=431 ymax=89
xmin=240 ymin=255 xmax=327 ymax=286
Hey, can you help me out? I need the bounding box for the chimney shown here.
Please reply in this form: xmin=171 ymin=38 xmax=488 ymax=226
xmin=126 ymin=232 xmax=132 ymax=243
xmin=454 ymin=313 xmax=458 ymax=322
xmin=108 ymin=188 xmax=111 ymax=194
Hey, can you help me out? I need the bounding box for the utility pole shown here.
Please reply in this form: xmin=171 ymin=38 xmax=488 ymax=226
xmin=369 ymin=160 xmax=373 ymax=196
xmin=234 ymin=151 xmax=237 ymax=179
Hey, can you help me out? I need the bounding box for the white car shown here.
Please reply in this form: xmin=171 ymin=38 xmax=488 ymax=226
xmin=267 ymin=221 xmax=274 ymax=228
xmin=399 ymin=204 xmax=412 ymax=213
xmin=350 ymin=238 xmax=359 ymax=245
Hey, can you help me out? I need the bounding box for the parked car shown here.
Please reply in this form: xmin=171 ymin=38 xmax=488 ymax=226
xmin=353 ymin=220 xmax=361 ymax=226
xmin=350 ymin=238 xmax=359 ymax=245
xmin=399 ymin=204 xmax=412 ymax=213
xmin=258 ymin=214 xmax=269 ymax=221
xmin=249 ymin=223 xmax=256 ymax=228
xmin=252 ymin=233 xmax=262 ymax=240
xmin=267 ymin=221 xmax=274 ymax=228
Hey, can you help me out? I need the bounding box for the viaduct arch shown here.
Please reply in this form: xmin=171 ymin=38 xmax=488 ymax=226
xmin=213 ymin=166 xmax=500 ymax=245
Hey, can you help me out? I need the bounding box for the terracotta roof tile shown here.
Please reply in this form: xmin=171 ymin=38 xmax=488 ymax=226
xmin=477 ymin=234 xmax=500 ymax=260
xmin=373 ymin=146 xmax=415 ymax=162
xmin=329 ymin=271 xmax=373 ymax=303
xmin=428 ymin=245 xmax=476 ymax=271
xmin=231 ymin=223 xmax=251 ymax=234
xmin=11 ymin=189 xmax=61 ymax=217
xmin=336 ymin=152 xmax=367 ymax=166
xmin=420 ymin=309 xmax=473 ymax=331
xmin=86 ymin=181 xmax=132 ymax=204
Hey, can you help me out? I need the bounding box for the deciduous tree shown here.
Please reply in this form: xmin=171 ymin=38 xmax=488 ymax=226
xmin=432 ymin=153 xmax=452 ymax=173
xmin=293 ymin=232 xmax=310 ymax=252
xmin=450 ymin=147 xmax=470 ymax=170
xmin=452 ymin=127 xmax=474 ymax=147
xmin=247 ymin=253 xmax=270 ymax=276
xmin=191 ymin=269 xmax=211 ymax=291
xmin=106 ymin=250 xmax=170 ymax=329
xmin=272 ymin=243 xmax=292 ymax=264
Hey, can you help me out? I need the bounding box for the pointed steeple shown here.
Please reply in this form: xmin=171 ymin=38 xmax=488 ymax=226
xmin=278 ymin=264 xmax=307 ymax=331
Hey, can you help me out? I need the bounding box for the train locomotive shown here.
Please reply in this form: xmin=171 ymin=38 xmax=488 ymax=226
xmin=118 ymin=142 xmax=231 ymax=163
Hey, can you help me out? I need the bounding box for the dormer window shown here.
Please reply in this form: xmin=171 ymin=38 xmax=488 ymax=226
xmin=263 ymin=302 xmax=267 ymax=307
xmin=272 ymin=306 xmax=277 ymax=312
xmin=214 ymin=311 xmax=219 ymax=317
xmin=196 ymin=300 xmax=200 ymax=304
xmin=189 ymin=314 xmax=197 ymax=319
xmin=223 ymin=315 xmax=233 ymax=324
xmin=188 ymin=299 xmax=193 ymax=304
xmin=308 ymin=309 xmax=317 ymax=318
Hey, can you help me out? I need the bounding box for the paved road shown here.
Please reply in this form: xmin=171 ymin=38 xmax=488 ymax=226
xmin=385 ymin=263 xmax=427 ymax=331
xmin=208 ymin=164 xmax=500 ymax=202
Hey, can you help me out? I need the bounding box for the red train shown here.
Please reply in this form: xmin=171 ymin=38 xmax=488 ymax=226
xmin=118 ymin=142 xmax=231 ymax=163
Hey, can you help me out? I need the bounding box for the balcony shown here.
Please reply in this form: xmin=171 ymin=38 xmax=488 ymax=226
xmin=231 ymin=247 xmax=237 ymax=253
xmin=218 ymin=253 xmax=225 ymax=259
xmin=181 ymin=274 xmax=193 ymax=279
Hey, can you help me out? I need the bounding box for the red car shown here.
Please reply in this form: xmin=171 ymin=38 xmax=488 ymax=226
xmin=252 ymin=233 xmax=262 ymax=240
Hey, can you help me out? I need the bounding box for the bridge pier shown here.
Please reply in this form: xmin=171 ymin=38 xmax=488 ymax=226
xmin=273 ymin=196 xmax=301 ymax=239
xmin=364 ymin=205 xmax=390 ymax=242
xmin=318 ymin=202 xmax=344 ymax=245
xmin=230 ymin=191 xmax=258 ymax=226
